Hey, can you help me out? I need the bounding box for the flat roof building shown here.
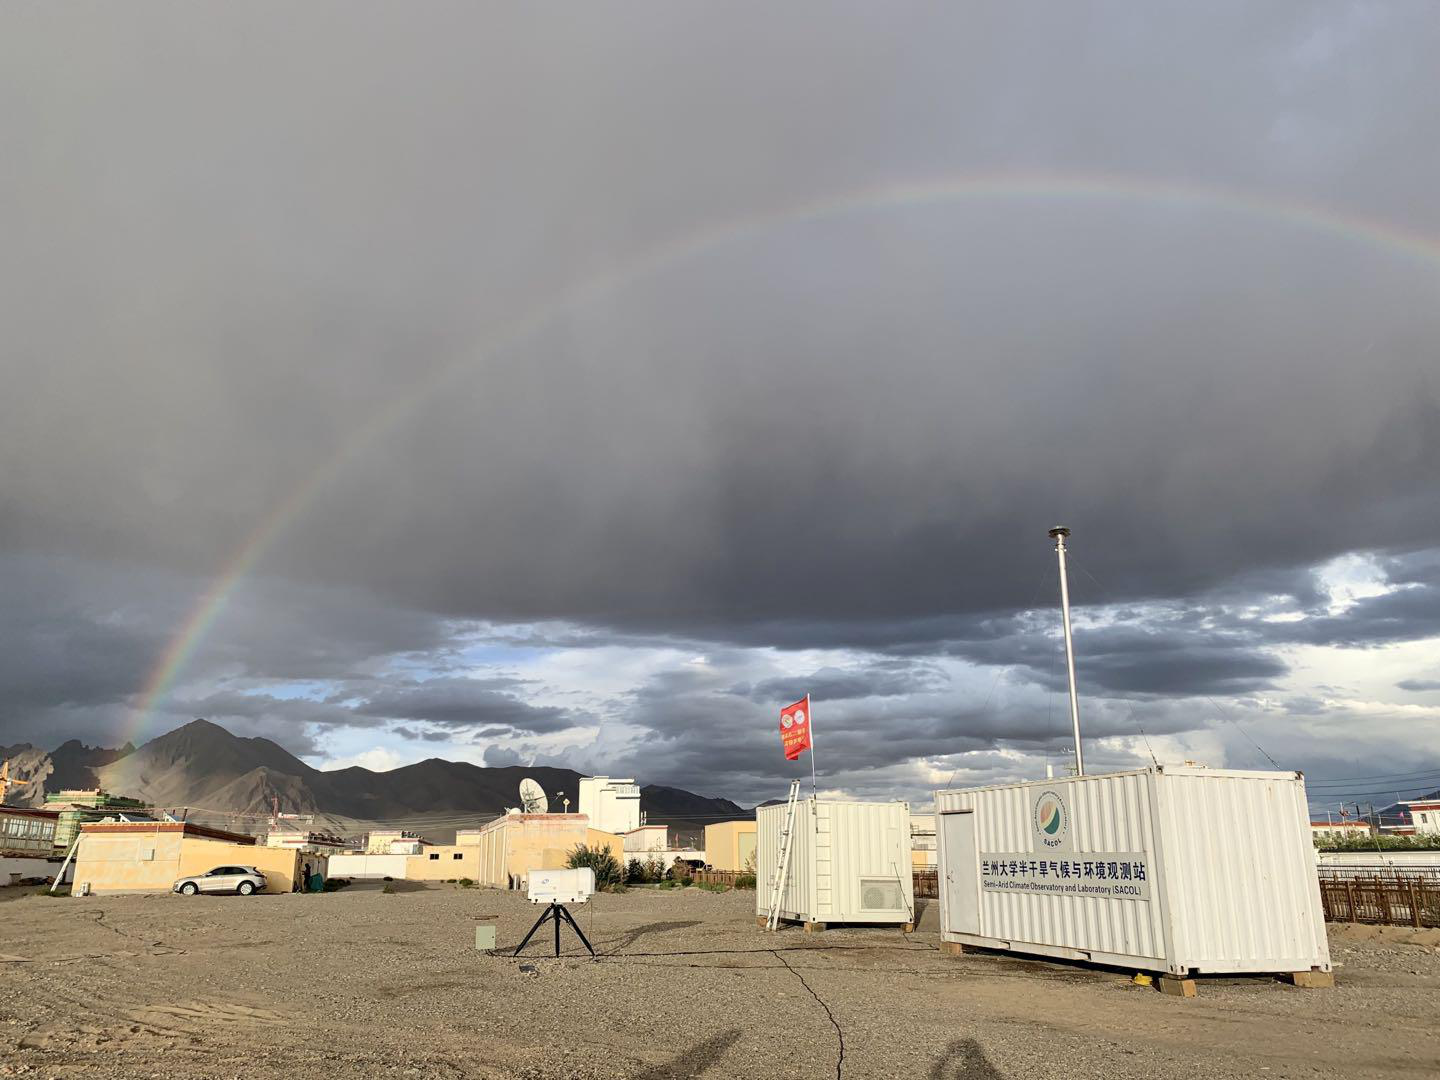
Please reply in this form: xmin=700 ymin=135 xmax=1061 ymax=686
xmin=704 ymin=820 xmax=756 ymax=873
xmin=1401 ymin=801 xmax=1440 ymax=835
xmin=0 ymin=806 xmax=60 ymax=857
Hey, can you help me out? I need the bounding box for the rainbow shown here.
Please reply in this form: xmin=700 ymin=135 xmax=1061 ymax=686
xmin=125 ymin=171 xmax=1440 ymax=744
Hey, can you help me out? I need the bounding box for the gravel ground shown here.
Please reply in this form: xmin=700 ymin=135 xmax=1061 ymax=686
xmin=1 ymin=883 xmax=1437 ymax=1079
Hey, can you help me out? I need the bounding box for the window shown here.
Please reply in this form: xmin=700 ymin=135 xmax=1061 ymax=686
xmin=429 ymin=853 xmax=440 ymax=860
xmin=453 ymin=853 xmax=463 ymax=860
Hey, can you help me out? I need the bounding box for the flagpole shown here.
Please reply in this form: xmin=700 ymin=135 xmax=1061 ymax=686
xmin=806 ymin=693 xmax=817 ymax=799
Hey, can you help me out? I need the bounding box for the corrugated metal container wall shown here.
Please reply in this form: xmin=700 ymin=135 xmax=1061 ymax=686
xmin=936 ymin=768 xmax=1330 ymax=976
xmin=1155 ymin=771 xmax=1329 ymax=973
xmin=757 ymin=801 xmax=814 ymax=921
xmin=475 ymin=819 xmax=510 ymax=889
xmin=757 ymin=800 xmax=913 ymax=924
xmin=938 ymin=770 xmax=1167 ymax=963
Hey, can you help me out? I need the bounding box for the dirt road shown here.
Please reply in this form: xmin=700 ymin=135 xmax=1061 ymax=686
xmin=2 ymin=883 xmax=1436 ymax=1078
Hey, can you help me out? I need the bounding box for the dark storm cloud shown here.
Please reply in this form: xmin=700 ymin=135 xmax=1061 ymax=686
xmin=944 ymin=617 xmax=1289 ymax=697
xmin=3 ymin=4 xmax=1439 ymax=642
xmin=746 ymin=661 xmax=946 ymax=704
xmin=483 ymin=746 xmax=524 ymax=768
xmin=352 ymin=678 xmax=583 ymax=735
xmin=392 ymin=726 xmax=454 ymax=743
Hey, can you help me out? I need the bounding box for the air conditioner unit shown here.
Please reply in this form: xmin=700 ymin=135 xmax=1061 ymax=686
xmin=860 ymin=878 xmax=902 ymax=911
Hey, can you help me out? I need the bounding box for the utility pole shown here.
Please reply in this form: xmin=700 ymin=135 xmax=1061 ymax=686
xmin=1049 ymin=526 xmax=1085 ymax=776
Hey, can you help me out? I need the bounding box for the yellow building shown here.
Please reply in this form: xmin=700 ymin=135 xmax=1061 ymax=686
xmin=910 ymin=814 xmax=937 ymax=870
xmin=398 ymin=822 xmax=624 ymax=885
xmin=406 ymin=843 xmax=481 ymax=881
xmin=73 ymin=821 xmax=322 ymax=894
xmin=464 ymin=813 xmax=601 ymax=890
xmin=704 ymin=820 xmax=757 ymax=872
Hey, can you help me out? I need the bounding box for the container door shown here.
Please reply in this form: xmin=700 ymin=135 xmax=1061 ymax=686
xmin=941 ymin=811 xmax=979 ymax=935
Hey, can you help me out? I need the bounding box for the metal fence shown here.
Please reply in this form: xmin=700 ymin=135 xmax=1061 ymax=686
xmin=689 ymin=870 xmax=752 ymax=888
xmin=1318 ymin=875 xmax=1440 ymax=928
xmin=1318 ymin=865 xmax=1440 ymax=883
xmin=913 ymin=870 xmax=938 ymax=899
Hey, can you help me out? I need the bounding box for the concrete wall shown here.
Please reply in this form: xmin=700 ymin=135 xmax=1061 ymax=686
xmin=704 ymin=821 xmax=757 ymax=872
xmin=178 ymin=838 xmax=313 ymax=893
xmin=74 ymin=829 xmax=187 ymax=894
xmin=327 ymin=853 xmax=409 ymax=879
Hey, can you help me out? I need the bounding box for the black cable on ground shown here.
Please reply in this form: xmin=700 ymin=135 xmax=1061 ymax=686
xmin=770 ymin=949 xmax=844 ymax=1080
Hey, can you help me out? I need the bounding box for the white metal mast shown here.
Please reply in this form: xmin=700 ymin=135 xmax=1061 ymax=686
xmin=1049 ymin=526 xmax=1085 ymax=776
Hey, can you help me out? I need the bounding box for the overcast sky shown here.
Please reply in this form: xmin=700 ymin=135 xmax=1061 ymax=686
xmin=2 ymin=3 xmax=1439 ymax=813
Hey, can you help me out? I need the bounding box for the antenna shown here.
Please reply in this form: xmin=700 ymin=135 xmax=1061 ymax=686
xmin=1048 ymin=526 xmax=1085 ymax=776
xmin=519 ymin=778 xmax=549 ymax=814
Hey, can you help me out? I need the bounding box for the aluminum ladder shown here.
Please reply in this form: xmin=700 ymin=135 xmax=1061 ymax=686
xmin=764 ymin=780 xmax=802 ymax=931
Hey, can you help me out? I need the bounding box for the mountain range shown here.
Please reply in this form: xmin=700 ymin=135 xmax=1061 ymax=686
xmin=1 ymin=719 xmax=748 ymax=842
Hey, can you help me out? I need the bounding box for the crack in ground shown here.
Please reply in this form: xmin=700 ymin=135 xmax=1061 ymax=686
xmin=771 ymin=949 xmax=845 ymax=1080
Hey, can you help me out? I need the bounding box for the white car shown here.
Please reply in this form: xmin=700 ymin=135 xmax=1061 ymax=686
xmin=172 ymin=865 xmax=267 ymax=896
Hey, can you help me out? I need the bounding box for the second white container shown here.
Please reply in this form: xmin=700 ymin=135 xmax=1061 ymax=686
xmin=756 ymin=798 xmax=915 ymax=927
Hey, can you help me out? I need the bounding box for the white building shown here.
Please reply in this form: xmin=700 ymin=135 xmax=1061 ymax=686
xmin=623 ymin=824 xmax=669 ymax=853
xmin=1309 ymin=819 xmax=1374 ymax=841
xmin=364 ymin=829 xmax=426 ymax=855
xmin=579 ymin=776 xmax=642 ymax=834
xmin=264 ymin=830 xmax=351 ymax=855
xmin=1401 ymin=800 xmax=1440 ymax=835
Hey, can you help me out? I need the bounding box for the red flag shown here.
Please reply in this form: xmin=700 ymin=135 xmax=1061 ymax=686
xmin=779 ymin=695 xmax=811 ymax=761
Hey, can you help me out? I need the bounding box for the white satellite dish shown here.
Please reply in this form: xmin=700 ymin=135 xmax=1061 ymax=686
xmin=519 ymin=777 xmax=549 ymax=814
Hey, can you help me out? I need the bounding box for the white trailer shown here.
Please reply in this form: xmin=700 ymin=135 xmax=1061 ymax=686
xmin=936 ymin=767 xmax=1331 ymax=988
xmin=756 ymin=798 xmax=914 ymax=930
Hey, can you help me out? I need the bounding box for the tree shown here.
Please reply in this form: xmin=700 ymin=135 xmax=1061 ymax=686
xmin=567 ymin=843 xmax=623 ymax=890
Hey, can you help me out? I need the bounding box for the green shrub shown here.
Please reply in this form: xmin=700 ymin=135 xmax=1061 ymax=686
xmin=626 ymin=858 xmax=650 ymax=884
xmin=382 ymin=882 xmax=395 ymax=894
xmin=458 ymin=877 xmax=475 ymax=888
xmin=1315 ymin=834 xmax=1440 ymax=852
xmin=322 ymin=877 xmax=351 ymax=892
xmin=567 ymin=843 xmax=624 ymax=891
xmin=735 ymin=873 xmax=756 ymax=890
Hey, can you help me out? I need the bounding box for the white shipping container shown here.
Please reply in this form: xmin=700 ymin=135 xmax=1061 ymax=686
xmin=936 ymin=767 xmax=1330 ymax=977
xmin=756 ymin=798 xmax=914 ymax=927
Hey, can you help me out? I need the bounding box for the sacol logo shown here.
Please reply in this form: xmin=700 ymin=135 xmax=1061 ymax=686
xmin=1033 ymin=790 xmax=1069 ymax=849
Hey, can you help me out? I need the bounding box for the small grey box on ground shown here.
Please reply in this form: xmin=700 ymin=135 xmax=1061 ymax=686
xmin=475 ymin=925 xmax=496 ymax=951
